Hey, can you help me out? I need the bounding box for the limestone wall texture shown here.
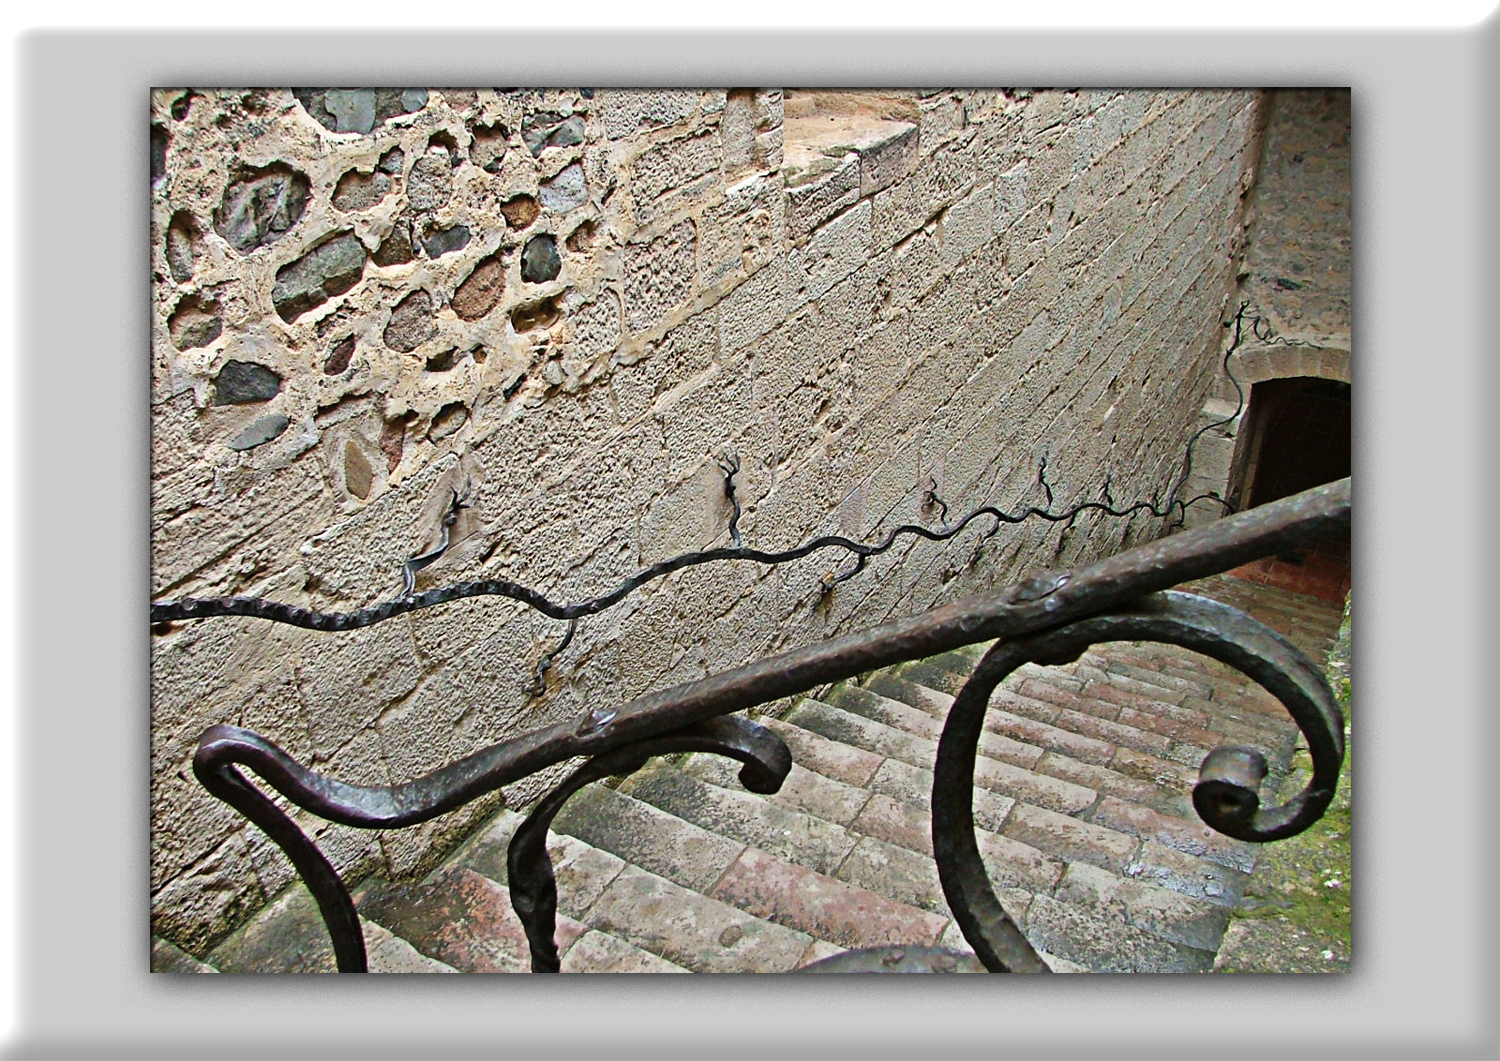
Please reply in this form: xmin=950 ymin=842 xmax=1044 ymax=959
xmin=1178 ymin=88 xmax=1351 ymax=524
xmin=150 ymin=87 xmax=1267 ymax=954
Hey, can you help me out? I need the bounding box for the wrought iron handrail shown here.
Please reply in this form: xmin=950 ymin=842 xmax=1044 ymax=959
xmin=167 ymin=476 xmax=1349 ymax=974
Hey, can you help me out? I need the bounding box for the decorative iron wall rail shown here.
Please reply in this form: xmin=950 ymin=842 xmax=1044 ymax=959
xmin=157 ymin=476 xmax=1349 ymax=973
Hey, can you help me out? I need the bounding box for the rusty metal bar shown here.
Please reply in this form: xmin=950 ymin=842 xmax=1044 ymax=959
xmin=184 ymin=475 xmax=1348 ymax=973
xmin=192 ymin=478 xmax=1348 ymax=832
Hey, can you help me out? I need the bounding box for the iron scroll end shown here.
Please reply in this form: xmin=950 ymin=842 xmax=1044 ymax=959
xmin=1192 ymin=746 xmax=1270 ymax=833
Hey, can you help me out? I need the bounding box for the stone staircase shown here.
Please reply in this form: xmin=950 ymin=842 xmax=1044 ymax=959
xmin=151 ymin=573 xmax=1346 ymax=974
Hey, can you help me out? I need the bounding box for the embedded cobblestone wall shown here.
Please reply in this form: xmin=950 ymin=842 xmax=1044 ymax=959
xmin=150 ymin=87 xmax=1266 ymax=953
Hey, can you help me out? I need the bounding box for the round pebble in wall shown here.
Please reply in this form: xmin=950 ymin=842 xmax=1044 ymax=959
xmin=520 ymin=235 xmax=561 ymax=284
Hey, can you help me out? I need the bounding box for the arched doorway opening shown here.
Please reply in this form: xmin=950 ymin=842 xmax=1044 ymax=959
xmin=1226 ymin=376 xmax=1351 ymax=601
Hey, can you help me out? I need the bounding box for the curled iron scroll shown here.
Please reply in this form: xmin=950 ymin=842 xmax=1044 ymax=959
xmin=507 ymin=714 xmax=792 ymax=972
xmin=931 ymin=590 xmax=1345 ymax=973
xmin=193 ymin=713 xmax=790 ymax=974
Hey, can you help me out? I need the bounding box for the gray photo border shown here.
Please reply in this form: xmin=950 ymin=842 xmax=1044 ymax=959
xmin=8 ymin=21 xmax=1496 ymax=1060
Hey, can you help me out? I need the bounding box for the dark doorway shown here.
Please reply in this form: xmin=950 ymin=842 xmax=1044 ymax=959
xmin=1227 ymin=376 xmax=1351 ymax=602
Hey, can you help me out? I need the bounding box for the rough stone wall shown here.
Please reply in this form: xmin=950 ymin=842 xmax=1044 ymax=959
xmin=1179 ymin=89 xmax=1351 ymax=524
xmin=150 ymin=87 xmax=1265 ymax=954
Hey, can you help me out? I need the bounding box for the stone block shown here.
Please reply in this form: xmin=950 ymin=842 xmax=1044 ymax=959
xmin=919 ymin=94 xmax=965 ymax=153
xmin=658 ymin=359 xmax=754 ymax=480
xmin=849 ymin=318 xmax=912 ymax=412
xmin=297 ymin=629 xmax=418 ymax=757
xmin=860 ymin=123 xmax=920 ymax=198
xmin=623 ymin=220 xmax=697 ymax=335
xmin=630 ymin=127 xmax=721 ymax=225
xmin=887 ymin=230 xmax=943 ymax=313
xmin=788 ymin=199 xmax=872 ymax=310
xmin=639 ymin=462 xmax=732 ymax=566
xmin=717 ymin=259 xmax=789 ymax=354
xmin=785 ymin=153 xmax=860 ymax=245
xmin=996 ymin=161 xmax=1028 ymax=232
xmin=598 ymin=89 xmax=703 ymax=140
xmin=611 ymin=312 xmax=715 ymax=425
xmin=698 ymin=171 xmax=784 ymax=287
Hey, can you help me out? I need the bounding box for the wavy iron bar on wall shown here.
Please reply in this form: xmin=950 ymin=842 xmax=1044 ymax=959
xmin=154 ymin=303 xmax=1285 ymax=651
xmin=167 ymin=476 xmax=1350 ymax=973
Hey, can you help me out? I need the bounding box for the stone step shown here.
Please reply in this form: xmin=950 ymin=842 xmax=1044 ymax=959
xmin=785 ymin=698 xmax=1098 ymax=816
xmin=354 ymin=865 xmax=593 ymax=972
xmin=708 ymin=846 xmax=952 ymax=952
xmin=914 ymin=639 xmax=1300 ymax=745
xmin=449 ymin=808 xmax=799 ymax=972
xmin=543 ymin=772 xmax=958 ymax=956
xmin=202 ymin=880 xmax=460 ymax=974
xmin=583 ymin=864 xmax=818 ymax=972
xmin=825 ymin=683 xmax=1047 ymax=769
xmin=1022 ymin=893 xmax=1217 ymax=973
xmin=617 ymin=759 xmax=859 ymax=877
xmin=855 ymin=675 xmax=1197 ymax=816
xmin=898 ymin=660 xmax=1207 ymax=765
xmin=361 ymin=810 xmax=797 ymax=973
xmin=549 ymin=783 xmax=746 ymax=895
xmin=640 ymin=720 xmax=1236 ymax=959
xmin=151 ymin=937 xmax=219 ymax=973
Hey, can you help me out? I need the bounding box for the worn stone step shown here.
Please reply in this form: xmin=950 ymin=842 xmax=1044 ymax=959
xmin=863 ymin=672 xmax=1114 ymax=764
xmin=1023 ymin=892 xmax=1217 ymax=973
xmin=758 ymin=713 xmax=884 ymax=789
xmin=1053 ymin=861 xmax=1230 ymax=953
xmin=849 ymin=791 xmax=1127 ymax=904
xmin=707 ymin=846 xmax=952 ymax=952
xmin=629 ymin=757 xmax=1192 ymax=953
xmin=901 ymin=655 xmax=1240 ymax=764
xmin=151 ymin=937 xmax=219 ymax=973
xmin=617 ymin=760 xmax=858 ymax=877
xmin=683 ymin=751 xmax=873 ymax=828
xmin=586 ymin=863 xmax=817 ymax=973
xmin=549 ymin=783 xmax=746 ymax=895
xmin=1094 ymin=644 xmax=1258 ymax=703
xmin=796 ymin=687 xmax=1251 ymax=910
xmin=786 ymin=698 xmax=1098 ymax=815
xmin=667 ymin=754 xmax=1063 ymax=904
xmin=931 ymin=865 xmax=1219 ymax=974
xmin=361 ymin=820 xmax=700 ymax=973
xmin=1077 ymin=650 xmax=1219 ymax=700
xmin=1008 ymin=677 xmax=1202 ymax=761
xmin=450 ymin=808 xmax=626 ymax=920
xmin=1091 ymin=796 xmax=1259 ymax=873
xmin=902 ymin=659 xmax=1183 ymax=757
xmin=862 ymin=672 xmax=1196 ymax=816
xmin=204 ymin=880 xmax=459 ymax=974
xmin=825 ymin=683 xmax=1044 ymax=768
xmin=354 ymin=865 xmax=591 ymax=973
xmin=539 ymin=772 xmax=963 ymax=960
xmin=560 ymin=928 xmax=692 ymax=973
xmin=845 ymin=792 xmax=1233 ymax=953
xmin=864 ymin=755 xmax=1017 ymax=835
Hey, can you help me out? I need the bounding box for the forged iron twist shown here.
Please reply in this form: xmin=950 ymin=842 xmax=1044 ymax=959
xmin=400 ymin=481 xmax=472 ymax=597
